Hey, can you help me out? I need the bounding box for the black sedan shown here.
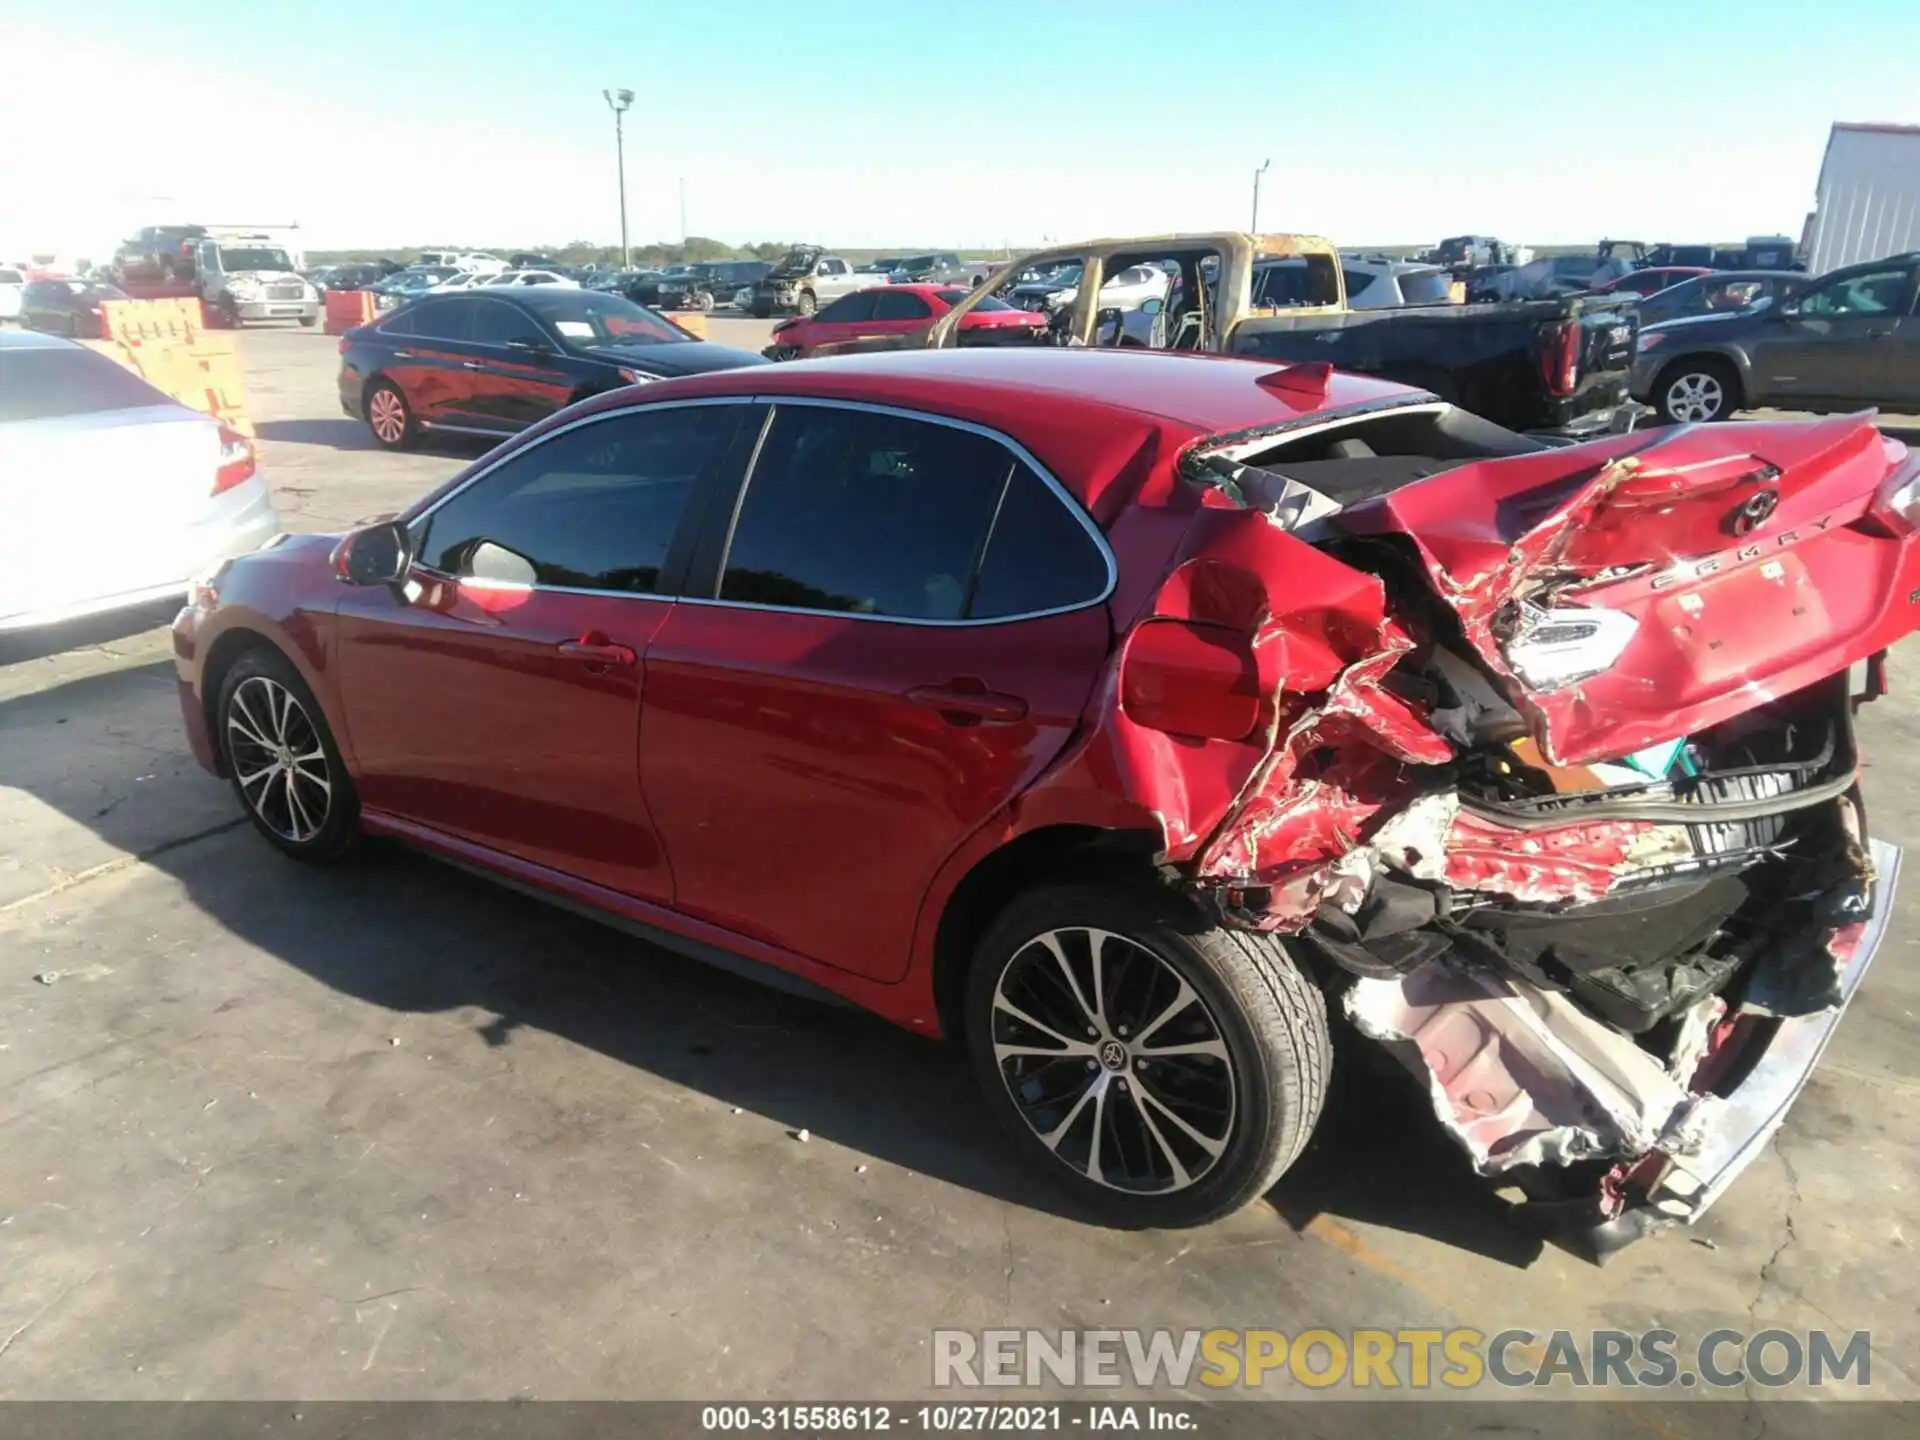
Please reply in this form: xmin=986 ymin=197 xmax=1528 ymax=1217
xmin=1633 ymin=270 xmax=1810 ymax=327
xmin=19 ymin=279 xmax=128 ymax=337
xmin=337 ymin=286 xmax=765 ymax=450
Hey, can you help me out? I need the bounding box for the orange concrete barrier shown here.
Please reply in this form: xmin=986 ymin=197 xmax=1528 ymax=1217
xmin=98 ymin=296 xmax=206 ymax=348
xmin=86 ymin=302 xmax=253 ymax=437
xmin=671 ymin=310 xmax=709 ymax=340
xmin=325 ymin=288 xmax=379 ymax=335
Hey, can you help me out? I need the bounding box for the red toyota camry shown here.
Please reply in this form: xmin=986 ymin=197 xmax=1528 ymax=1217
xmin=174 ymin=347 xmax=1914 ymax=1243
xmin=762 ymin=283 xmax=1046 ymax=360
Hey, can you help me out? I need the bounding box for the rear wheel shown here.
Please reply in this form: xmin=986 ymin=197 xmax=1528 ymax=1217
xmin=795 ymin=289 xmax=818 ymax=317
xmin=365 ymin=379 xmax=417 ymax=450
xmin=1656 ymin=357 xmax=1738 ymax=424
xmin=697 ymin=290 xmax=715 ymax=313
xmin=965 ymin=882 xmax=1330 ymax=1228
xmin=217 ymin=648 xmax=359 ymax=862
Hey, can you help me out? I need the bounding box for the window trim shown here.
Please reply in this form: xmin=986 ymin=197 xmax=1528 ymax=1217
xmin=403 ymin=397 xmax=760 ymax=601
xmin=687 ymin=396 xmax=1117 ymax=629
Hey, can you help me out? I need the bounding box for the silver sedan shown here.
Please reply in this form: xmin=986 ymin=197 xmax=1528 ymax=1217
xmin=0 ymin=331 xmax=280 ymax=632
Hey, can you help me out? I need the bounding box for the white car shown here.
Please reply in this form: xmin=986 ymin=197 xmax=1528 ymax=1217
xmin=0 ymin=265 xmax=24 ymax=322
xmin=1043 ymin=263 xmax=1170 ymax=313
xmin=0 ymin=331 xmax=280 ymax=631
xmin=483 ymin=269 xmax=579 ymax=289
xmin=429 ymin=271 xmax=495 ymax=292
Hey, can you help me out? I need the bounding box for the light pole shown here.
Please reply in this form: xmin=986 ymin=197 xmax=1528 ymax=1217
xmin=1251 ymin=158 xmax=1271 ymax=234
xmin=603 ymin=88 xmax=634 ymax=268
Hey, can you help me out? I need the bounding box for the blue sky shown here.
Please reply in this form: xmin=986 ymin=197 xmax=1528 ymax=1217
xmin=5 ymin=1 xmax=1918 ymax=257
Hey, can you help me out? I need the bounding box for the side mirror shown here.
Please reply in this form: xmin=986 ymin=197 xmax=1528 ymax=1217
xmin=331 ymin=519 xmax=412 ymax=586
xmin=1139 ymin=297 xmax=1164 ymax=317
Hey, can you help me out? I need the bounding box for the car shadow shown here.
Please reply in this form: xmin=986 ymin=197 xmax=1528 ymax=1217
xmin=254 ymin=418 xmax=501 ymax=458
xmin=2 ymin=656 xmax=1548 ymax=1262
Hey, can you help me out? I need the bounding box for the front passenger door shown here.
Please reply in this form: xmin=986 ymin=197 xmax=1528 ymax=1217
xmin=332 ymin=400 xmax=751 ymax=900
xmin=466 ymin=298 xmax=574 ymax=429
xmin=1753 ymin=264 xmax=1915 ymax=406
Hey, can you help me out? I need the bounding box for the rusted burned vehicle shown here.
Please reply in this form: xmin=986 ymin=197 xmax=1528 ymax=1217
xmin=931 ymin=232 xmax=1642 ymax=439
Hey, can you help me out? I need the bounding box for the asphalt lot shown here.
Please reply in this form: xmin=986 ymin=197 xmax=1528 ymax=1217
xmin=3 ymin=322 xmax=1920 ymax=1415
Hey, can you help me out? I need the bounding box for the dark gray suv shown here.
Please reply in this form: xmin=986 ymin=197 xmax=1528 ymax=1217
xmin=1630 ymin=253 xmax=1920 ymax=423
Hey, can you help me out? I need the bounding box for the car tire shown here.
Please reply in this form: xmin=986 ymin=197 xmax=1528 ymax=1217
xmin=796 ymin=290 xmax=818 ymax=317
xmin=217 ymin=647 xmax=360 ymax=863
xmin=965 ymin=882 xmax=1330 ymax=1229
xmin=299 ymin=314 xmax=317 ymax=328
xmin=364 ymin=379 xmax=418 ymax=450
xmin=750 ymin=300 xmax=773 ymax=319
xmin=766 ymin=344 xmax=800 ymax=362
xmin=1655 ymin=357 xmax=1739 ymax=424
xmin=697 ymin=290 xmax=715 ymax=313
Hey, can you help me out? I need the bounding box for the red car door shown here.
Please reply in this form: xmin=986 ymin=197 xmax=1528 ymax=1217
xmin=799 ymin=291 xmax=880 ymax=356
xmin=639 ymin=401 xmax=1116 ymax=981
xmin=379 ymin=298 xmax=480 ymax=426
xmin=331 ymin=400 xmax=751 ymax=901
xmin=844 ymin=288 xmax=937 ymax=352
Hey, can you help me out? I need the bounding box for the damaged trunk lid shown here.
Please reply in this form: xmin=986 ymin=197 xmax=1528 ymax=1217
xmin=1338 ymin=413 xmax=1920 ymax=765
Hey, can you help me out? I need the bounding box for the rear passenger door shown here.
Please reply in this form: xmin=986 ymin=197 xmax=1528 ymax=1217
xmin=638 ymin=401 xmax=1117 ymax=981
xmin=379 ymin=299 xmax=479 ymax=426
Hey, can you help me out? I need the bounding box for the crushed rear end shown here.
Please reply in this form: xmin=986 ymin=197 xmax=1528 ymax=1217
xmin=1116 ymin=387 xmax=1920 ymax=1251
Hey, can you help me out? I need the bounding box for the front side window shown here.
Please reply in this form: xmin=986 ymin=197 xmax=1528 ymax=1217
xmin=471 ymin=301 xmax=548 ymax=346
xmin=1798 ymin=268 xmax=1913 ymax=317
xmin=720 ymin=407 xmax=1014 ymax=620
xmin=415 ymin=405 xmax=738 ymax=592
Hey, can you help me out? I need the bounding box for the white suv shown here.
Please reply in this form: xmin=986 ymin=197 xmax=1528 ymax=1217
xmin=0 ymin=266 xmax=25 ymax=322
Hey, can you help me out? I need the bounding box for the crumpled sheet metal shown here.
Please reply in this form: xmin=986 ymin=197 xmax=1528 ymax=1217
xmin=1345 ymin=960 xmax=1710 ymax=1176
xmin=1341 ymin=414 xmax=1895 ymax=765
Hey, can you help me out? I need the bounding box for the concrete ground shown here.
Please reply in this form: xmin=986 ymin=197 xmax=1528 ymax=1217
xmin=2 ymin=326 xmax=1919 ymax=1414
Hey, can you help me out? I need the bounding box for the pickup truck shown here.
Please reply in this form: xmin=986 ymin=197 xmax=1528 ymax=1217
xmin=923 ymin=232 xmax=1642 ymax=438
xmin=749 ymin=246 xmax=888 ymax=318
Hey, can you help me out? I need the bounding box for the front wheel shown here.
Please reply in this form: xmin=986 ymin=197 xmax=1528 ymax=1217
xmin=697 ymin=290 xmax=715 ymax=313
xmin=766 ymin=344 xmax=800 ymax=362
xmin=965 ymin=883 xmax=1330 ymax=1229
xmin=795 ymin=289 xmax=818 ymax=317
xmin=1655 ymin=357 xmax=1738 ymax=424
xmin=218 ymin=648 xmax=359 ymax=862
xmin=299 ymin=314 xmax=317 ymax=328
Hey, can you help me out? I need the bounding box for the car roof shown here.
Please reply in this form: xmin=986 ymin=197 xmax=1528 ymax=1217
xmin=0 ymin=328 xmax=78 ymax=351
xmin=577 ymin=348 xmax=1420 ymax=509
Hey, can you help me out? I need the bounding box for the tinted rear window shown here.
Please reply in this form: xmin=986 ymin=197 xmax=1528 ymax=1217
xmin=0 ymin=347 xmax=174 ymax=422
xmin=1397 ymin=271 xmax=1452 ymax=304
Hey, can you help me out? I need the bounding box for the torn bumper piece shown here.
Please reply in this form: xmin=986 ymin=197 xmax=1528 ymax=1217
xmin=1344 ymin=839 xmax=1898 ymax=1251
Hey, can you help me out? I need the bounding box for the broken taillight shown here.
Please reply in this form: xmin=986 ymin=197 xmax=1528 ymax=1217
xmin=1864 ymin=441 xmax=1920 ymax=534
xmin=1541 ymin=318 xmax=1580 ymax=397
xmin=1501 ymin=605 xmax=1639 ymax=691
xmin=1119 ymin=619 xmax=1262 ymax=741
xmin=212 ymin=423 xmax=256 ymax=496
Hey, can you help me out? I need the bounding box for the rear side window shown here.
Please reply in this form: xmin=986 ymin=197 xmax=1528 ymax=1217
xmin=0 ymin=348 xmax=173 ymax=422
xmin=969 ymin=462 xmax=1109 ymax=619
xmin=874 ymin=291 xmax=932 ymax=321
xmin=816 ymin=292 xmax=878 ymax=323
xmin=416 ymin=405 xmax=738 ymax=591
xmin=720 ymin=407 xmax=1009 ymax=620
xmin=1397 ymin=271 xmax=1453 ymax=304
xmin=409 ymin=300 xmax=473 ymax=341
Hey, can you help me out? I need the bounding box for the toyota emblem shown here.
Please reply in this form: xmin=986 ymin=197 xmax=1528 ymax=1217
xmin=1727 ymin=489 xmax=1779 ymax=536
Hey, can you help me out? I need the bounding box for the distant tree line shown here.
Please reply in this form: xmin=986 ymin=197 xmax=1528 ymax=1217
xmin=304 ymin=237 xmax=1013 ymax=267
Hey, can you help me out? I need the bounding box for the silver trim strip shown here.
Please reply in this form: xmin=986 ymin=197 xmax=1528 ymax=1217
xmin=406 ymin=393 xmax=1119 ymax=628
